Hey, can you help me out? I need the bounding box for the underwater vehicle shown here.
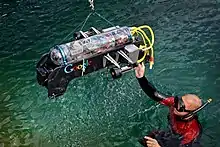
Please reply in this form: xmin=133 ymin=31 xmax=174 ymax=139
xmin=36 ymin=25 xmax=155 ymax=97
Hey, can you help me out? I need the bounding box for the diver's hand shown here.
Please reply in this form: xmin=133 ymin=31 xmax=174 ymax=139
xmin=144 ymin=136 xmax=161 ymax=147
xmin=135 ymin=62 xmax=145 ymax=78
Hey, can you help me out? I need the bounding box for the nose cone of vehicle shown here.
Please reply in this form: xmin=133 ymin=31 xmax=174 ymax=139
xmin=50 ymin=48 xmax=63 ymax=65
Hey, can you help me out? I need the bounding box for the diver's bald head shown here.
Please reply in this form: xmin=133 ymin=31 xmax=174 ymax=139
xmin=182 ymin=94 xmax=202 ymax=110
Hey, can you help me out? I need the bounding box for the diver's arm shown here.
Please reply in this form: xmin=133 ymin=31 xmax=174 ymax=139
xmin=135 ymin=63 xmax=171 ymax=103
xmin=137 ymin=76 xmax=167 ymax=102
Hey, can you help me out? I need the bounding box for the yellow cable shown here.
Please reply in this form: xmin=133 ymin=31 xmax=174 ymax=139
xmin=136 ymin=30 xmax=148 ymax=63
xmin=132 ymin=27 xmax=153 ymax=50
xmin=138 ymin=25 xmax=155 ymax=48
xmin=131 ymin=25 xmax=154 ymax=68
xmin=133 ymin=30 xmax=147 ymax=48
xmin=131 ymin=28 xmax=148 ymax=63
xmin=137 ymin=50 xmax=147 ymax=63
xmin=138 ymin=25 xmax=155 ymax=64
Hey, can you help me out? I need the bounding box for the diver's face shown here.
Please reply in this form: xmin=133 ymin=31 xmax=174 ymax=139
xmin=174 ymin=96 xmax=191 ymax=116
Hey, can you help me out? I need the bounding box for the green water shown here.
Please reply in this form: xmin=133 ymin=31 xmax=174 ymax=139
xmin=0 ymin=0 xmax=220 ymax=146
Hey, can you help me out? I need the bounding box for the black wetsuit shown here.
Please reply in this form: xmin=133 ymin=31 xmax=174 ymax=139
xmin=137 ymin=76 xmax=202 ymax=147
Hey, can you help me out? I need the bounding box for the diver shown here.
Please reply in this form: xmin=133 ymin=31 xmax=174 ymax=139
xmin=134 ymin=63 xmax=211 ymax=147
